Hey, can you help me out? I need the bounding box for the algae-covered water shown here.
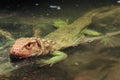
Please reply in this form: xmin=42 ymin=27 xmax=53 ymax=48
xmin=0 ymin=0 xmax=120 ymax=80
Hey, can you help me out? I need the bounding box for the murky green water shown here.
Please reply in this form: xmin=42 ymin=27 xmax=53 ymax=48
xmin=0 ymin=0 xmax=120 ymax=80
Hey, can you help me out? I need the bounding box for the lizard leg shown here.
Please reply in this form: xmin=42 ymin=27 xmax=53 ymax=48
xmin=36 ymin=51 xmax=67 ymax=67
xmin=82 ymin=29 xmax=101 ymax=36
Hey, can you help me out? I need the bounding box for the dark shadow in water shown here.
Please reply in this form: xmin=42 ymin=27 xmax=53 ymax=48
xmin=10 ymin=65 xmax=72 ymax=80
xmin=99 ymin=47 xmax=120 ymax=58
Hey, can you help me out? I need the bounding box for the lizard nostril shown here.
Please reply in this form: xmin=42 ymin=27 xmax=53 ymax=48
xmin=12 ymin=48 xmax=19 ymax=53
xmin=14 ymin=48 xmax=19 ymax=51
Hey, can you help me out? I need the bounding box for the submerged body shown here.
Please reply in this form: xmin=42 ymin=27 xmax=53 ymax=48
xmin=10 ymin=7 xmax=108 ymax=66
xmin=10 ymin=37 xmax=68 ymax=66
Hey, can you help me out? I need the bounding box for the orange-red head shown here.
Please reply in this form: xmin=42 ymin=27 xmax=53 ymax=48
xmin=10 ymin=38 xmax=41 ymax=58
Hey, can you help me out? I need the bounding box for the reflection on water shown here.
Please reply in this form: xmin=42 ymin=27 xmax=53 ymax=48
xmin=0 ymin=0 xmax=120 ymax=80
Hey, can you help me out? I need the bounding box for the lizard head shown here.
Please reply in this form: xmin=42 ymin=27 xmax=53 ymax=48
xmin=10 ymin=38 xmax=42 ymax=59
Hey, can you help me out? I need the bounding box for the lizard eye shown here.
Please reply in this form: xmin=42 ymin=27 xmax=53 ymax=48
xmin=26 ymin=43 xmax=33 ymax=50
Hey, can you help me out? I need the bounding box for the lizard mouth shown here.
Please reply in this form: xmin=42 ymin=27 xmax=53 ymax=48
xmin=9 ymin=51 xmax=33 ymax=63
xmin=10 ymin=48 xmax=33 ymax=60
xmin=10 ymin=54 xmax=25 ymax=62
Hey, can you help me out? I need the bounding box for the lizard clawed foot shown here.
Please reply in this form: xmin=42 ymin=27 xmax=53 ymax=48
xmin=100 ymin=35 xmax=117 ymax=47
xmin=36 ymin=51 xmax=67 ymax=67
